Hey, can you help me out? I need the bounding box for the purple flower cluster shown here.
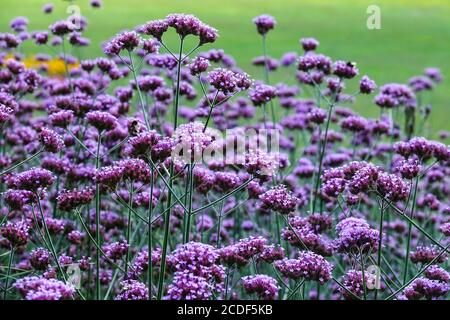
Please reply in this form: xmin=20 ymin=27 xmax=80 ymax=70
xmin=242 ymin=274 xmax=278 ymax=300
xmin=259 ymin=185 xmax=299 ymax=214
xmin=274 ymin=250 xmax=333 ymax=284
xmin=14 ymin=276 xmax=75 ymax=300
xmin=0 ymin=8 xmax=448 ymax=301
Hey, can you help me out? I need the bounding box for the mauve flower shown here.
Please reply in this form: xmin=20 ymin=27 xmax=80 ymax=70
xmin=208 ymin=68 xmax=238 ymax=94
xmin=359 ymin=75 xmax=377 ymax=94
xmin=39 ymin=128 xmax=64 ymax=153
xmin=103 ymin=240 xmax=129 ymax=261
xmin=242 ymin=274 xmax=278 ymax=300
xmin=333 ymin=60 xmax=358 ymax=79
xmin=94 ymin=165 xmax=124 ymax=189
xmin=248 ymin=84 xmax=277 ymax=106
xmin=376 ymin=172 xmax=410 ymax=202
xmin=252 ymin=15 xmax=276 ymax=36
xmin=138 ymin=19 xmax=169 ymax=41
xmin=50 ymin=21 xmax=72 ymax=36
xmin=440 ymin=222 xmax=450 ymax=237
xmin=142 ymin=38 xmax=159 ymax=54
xmin=56 ymin=188 xmax=94 ymax=212
xmin=280 ymin=52 xmax=298 ymax=67
xmin=104 ymin=31 xmax=141 ymax=55
xmin=410 ymin=246 xmax=447 ymax=264
xmin=166 ymin=13 xmax=202 ymax=38
xmin=275 ymin=251 xmax=333 ymax=284
xmin=1 ymin=220 xmax=29 ymax=247
xmin=259 ymin=185 xmax=298 ymax=214
xmin=424 ymin=265 xmax=450 ymax=283
xmin=198 ymin=23 xmax=218 ymax=45
xmin=395 ymin=158 xmax=421 ymax=179
xmin=14 ymin=276 xmax=75 ymax=300
xmin=424 ymin=67 xmax=442 ymax=83
xmin=48 ymin=110 xmax=74 ymax=128
xmin=115 ymin=159 xmax=151 ymax=183
xmin=300 ymin=37 xmax=319 ymax=52
xmin=339 ymin=270 xmax=364 ymax=300
xmin=404 ymin=277 xmax=449 ymax=300
xmin=14 ymin=168 xmax=55 ymax=191
xmin=189 ymin=56 xmax=210 ymax=76
xmin=115 ymin=280 xmax=148 ymax=300
xmin=409 ymin=76 xmax=433 ymax=92
xmin=3 ymin=189 xmax=37 ymax=209
xmin=42 ymin=3 xmax=54 ymax=14
xmin=86 ymin=111 xmax=118 ymax=131
xmin=30 ymin=248 xmax=52 ymax=270
xmin=297 ymin=54 xmax=332 ymax=74
xmin=259 ymin=245 xmax=285 ymax=263
xmin=334 ymin=217 xmax=379 ymax=254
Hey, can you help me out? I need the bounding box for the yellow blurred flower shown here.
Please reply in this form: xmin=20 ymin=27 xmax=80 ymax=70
xmin=4 ymin=54 xmax=79 ymax=76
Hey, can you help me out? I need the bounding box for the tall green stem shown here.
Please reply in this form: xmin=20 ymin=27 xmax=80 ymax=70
xmin=312 ymin=103 xmax=334 ymax=213
xmin=128 ymin=50 xmax=150 ymax=130
xmin=156 ymin=38 xmax=184 ymax=300
xmin=125 ymin=183 xmax=134 ymax=277
xmin=374 ymin=200 xmax=385 ymax=300
xmin=403 ymin=177 xmax=419 ymax=284
xmin=95 ymin=133 xmax=102 ymax=299
xmin=3 ymin=247 xmax=14 ymax=300
xmin=184 ymin=163 xmax=194 ymax=243
xmin=261 ymin=35 xmax=276 ymax=124
xmin=148 ymin=170 xmax=154 ymax=299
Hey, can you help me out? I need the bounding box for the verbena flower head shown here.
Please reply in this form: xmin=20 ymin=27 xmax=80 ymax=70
xmin=252 ymin=15 xmax=276 ymax=35
xmin=138 ymin=19 xmax=169 ymax=41
xmin=403 ymin=277 xmax=449 ymax=300
xmin=208 ymin=68 xmax=238 ymax=93
xmin=172 ymin=121 xmax=221 ymax=164
xmin=242 ymin=274 xmax=278 ymax=300
xmin=189 ymin=56 xmax=210 ymax=76
xmin=332 ymin=60 xmax=359 ymax=79
xmin=274 ymin=251 xmax=333 ymax=284
xmin=334 ymin=217 xmax=379 ymax=254
xmin=410 ymin=246 xmax=447 ymax=264
xmin=259 ymin=185 xmax=298 ymax=214
xmin=424 ymin=67 xmax=442 ymax=83
xmin=166 ymin=13 xmax=202 ymax=39
xmin=3 ymin=189 xmax=37 ymax=209
xmin=94 ymin=165 xmax=125 ymax=189
xmin=424 ymin=265 xmax=450 ymax=283
xmin=57 ymin=188 xmax=94 ymax=212
xmin=339 ymin=270 xmax=364 ymax=300
xmin=104 ymin=31 xmax=141 ymax=55
xmin=1 ymin=220 xmax=29 ymax=247
xmin=248 ymin=84 xmax=277 ymax=106
xmin=14 ymin=276 xmax=75 ymax=300
xmin=359 ymin=75 xmax=377 ymax=94
xmin=86 ymin=111 xmax=118 ymax=132
xmin=39 ymin=128 xmax=65 ymax=153
xmin=14 ymin=168 xmax=55 ymax=191
xmin=300 ymin=37 xmax=319 ymax=52
xmin=30 ymin=248 xmax=52 ymax=270
xmin=49 ymin=110 xmax=74 ymax=128
xmin=115 ymin=280 xmax=148 ymax=300
xmin=115 ymin=159 xmax=151 ymax=183
xmin=50 ymin=20 xmax=72 ymax=36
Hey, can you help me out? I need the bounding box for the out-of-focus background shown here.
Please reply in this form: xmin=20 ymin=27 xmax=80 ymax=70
xmin=1 ymin=0 xmax=449 ymax=133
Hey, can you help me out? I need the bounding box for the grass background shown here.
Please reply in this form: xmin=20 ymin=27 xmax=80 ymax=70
xmin=1 ymin=0 xmax=449 ymax=134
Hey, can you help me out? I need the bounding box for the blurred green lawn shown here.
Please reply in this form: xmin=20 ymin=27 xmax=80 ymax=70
xmin=1 ymin=0 xmax=449 ymax=134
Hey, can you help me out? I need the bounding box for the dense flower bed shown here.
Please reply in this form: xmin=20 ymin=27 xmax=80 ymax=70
xmin=0 ymin=1 xmax=449 ymax=300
